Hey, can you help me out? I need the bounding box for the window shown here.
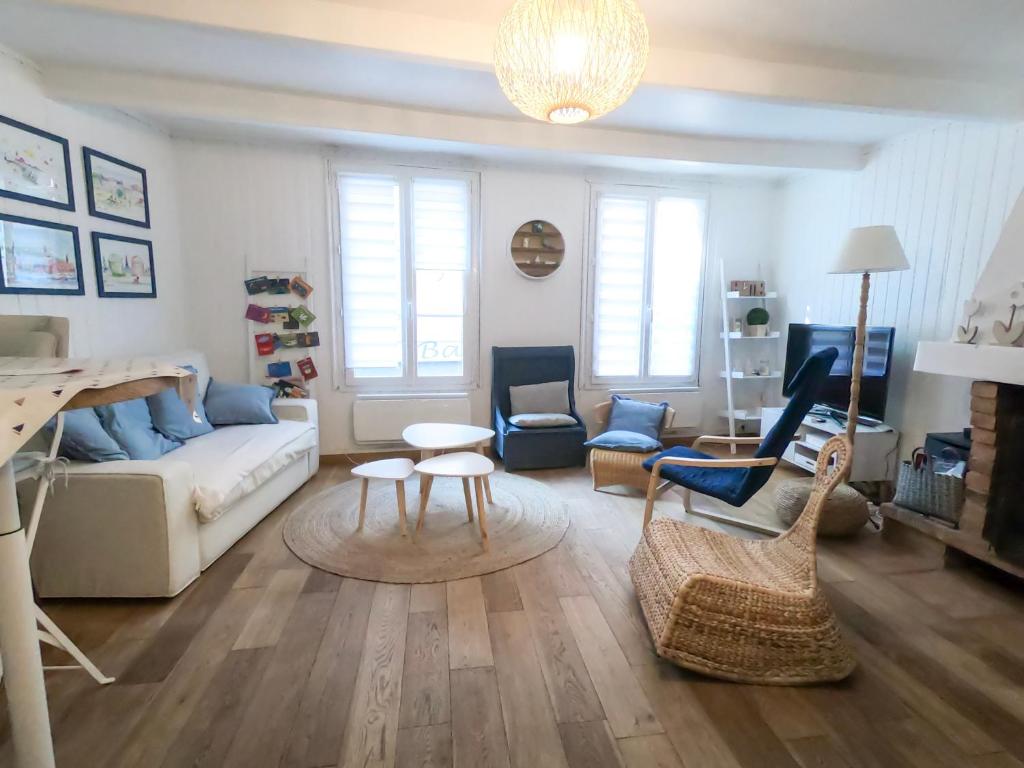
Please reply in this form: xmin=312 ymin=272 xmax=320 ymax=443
xmin=336 ymin=168 xmax=478 ymax=388
xmin=586 ymin=184 xmax=708 ymax=387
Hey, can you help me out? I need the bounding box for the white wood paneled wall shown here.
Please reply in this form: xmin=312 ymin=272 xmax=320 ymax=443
xmin=777 ymin=122 xmax=1024 ymax=453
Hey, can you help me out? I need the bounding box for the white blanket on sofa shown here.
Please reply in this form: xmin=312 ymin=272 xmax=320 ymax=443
xmin=168 ymin=420 xmax=317 ymax=522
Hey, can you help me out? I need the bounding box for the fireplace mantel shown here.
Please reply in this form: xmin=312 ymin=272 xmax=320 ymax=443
xmin=915 ymin=341 xmax=1024 ymax=386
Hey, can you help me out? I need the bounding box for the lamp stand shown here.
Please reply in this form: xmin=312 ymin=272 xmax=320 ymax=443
xmin=845 ymin=271 xmax=871 ymax=453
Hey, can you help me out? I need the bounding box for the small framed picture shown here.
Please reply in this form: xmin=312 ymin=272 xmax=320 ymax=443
xmin=0 ymin=115 xmax=75 ymax=211
xmin=0 ymin=213 xmax=84 ymax=295
xmin=83 ymin=147 xmax=150 ymax=228
xmin=91 ymin=232 xmax=156 ymax=298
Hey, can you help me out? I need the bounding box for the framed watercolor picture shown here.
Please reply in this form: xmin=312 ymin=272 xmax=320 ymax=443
xmin=91 ymin=232 xmax=156 ymax=298
xmin=0 ymin=213 xmax=84 ymax=295
xmin=83 ymin=147 xmax=150 ymax=228
xmin=0 ymin=114 xmax=75 ymax=211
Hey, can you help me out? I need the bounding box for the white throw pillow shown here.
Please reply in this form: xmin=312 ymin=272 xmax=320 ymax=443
xmin=509 ymin=413 xmax=578 ymax=428
xmin=509 ymin=380 xmax=570 ymax=416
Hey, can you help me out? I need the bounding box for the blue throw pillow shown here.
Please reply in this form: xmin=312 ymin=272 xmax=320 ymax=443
xmin=46 ymin=408 xmax=129 ymax=462
xmin=147 ymin=367 xmax=214 ymax=441
xmin=95 ymin=399 xmax=183 ymax=460
xmin=606 ymin=395 xmax=668 ymax=441
xmin=204 ymin=379 xmax=278 ymax=426
xmin=585 ymin=430 xmax=663 ymax=453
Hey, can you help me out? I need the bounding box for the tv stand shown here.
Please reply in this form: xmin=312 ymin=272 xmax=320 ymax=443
xmin=761 ymin=408 xmax=900 ymax=483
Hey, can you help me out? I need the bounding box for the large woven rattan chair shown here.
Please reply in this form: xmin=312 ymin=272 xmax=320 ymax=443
xmin=589 ymin=399 xmax=675 ymax=493
xmin=629 ymin=435 xmax=856 ymax=684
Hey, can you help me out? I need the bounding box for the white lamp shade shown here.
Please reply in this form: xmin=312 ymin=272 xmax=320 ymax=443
xmin=831 ymin=225 xmax=910 ymax=274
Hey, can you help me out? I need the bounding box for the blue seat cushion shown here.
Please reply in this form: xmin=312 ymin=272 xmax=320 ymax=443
xmin=643 ymin=446 xmax=751 ymax=507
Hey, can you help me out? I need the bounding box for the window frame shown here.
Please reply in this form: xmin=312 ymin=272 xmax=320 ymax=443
xmin=581 ymin=181 xmax=711 ymax=391
xmin=330 ymin=163 xmax=481 ymax=393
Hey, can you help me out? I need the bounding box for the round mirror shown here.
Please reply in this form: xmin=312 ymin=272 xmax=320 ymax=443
xmin=510 ymin=220 xmax=565 ymax=279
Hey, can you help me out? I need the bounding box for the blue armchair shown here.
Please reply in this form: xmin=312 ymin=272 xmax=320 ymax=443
xmin=641 ymin=347 xmax=839 ymax=527
xmin=492 ymin=346 xmax=588 ymax=471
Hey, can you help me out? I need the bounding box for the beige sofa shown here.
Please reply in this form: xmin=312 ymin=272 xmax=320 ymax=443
xmin=18 ymin=351 xmax=319 ymax=598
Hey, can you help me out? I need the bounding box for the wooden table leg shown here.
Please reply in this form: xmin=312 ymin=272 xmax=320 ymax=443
xmin=462 ymin=478 xmax=474 ymax=522
xmin=415 ymin=475 xmax=434 ymax=538
xmin=396 ymin=480 xmax=409 ymax=537
xmin=476 ymin=444 xmax=493 ymax=503
xmin=356 ymin=477 xmax=369 ymax=532
xmin=474 ymin=475 xmax=489 ymax=552
xmin=418 ymin=449 xmax=434 ymax=495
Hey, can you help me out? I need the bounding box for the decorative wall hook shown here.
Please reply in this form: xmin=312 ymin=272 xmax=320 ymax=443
xmin=957 ymin=298 xmax=981 ymax=344
xmin=993 ymin=303 xmax=1024 ymax=345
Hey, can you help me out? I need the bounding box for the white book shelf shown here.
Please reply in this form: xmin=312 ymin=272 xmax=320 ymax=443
xmin=718 ymin=262 xmax=781 ymax=451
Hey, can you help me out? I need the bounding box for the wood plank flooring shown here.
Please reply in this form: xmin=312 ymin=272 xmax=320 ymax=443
xmin=4 ymin=463 xmax=1024 ymax=767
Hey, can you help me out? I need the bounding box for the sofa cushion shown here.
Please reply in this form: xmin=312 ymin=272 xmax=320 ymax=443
xmin=607 ymin=395 xmax=668 ymax=440
xmin=643 ymin=446 xmax=750 ymax=507
xmin=168 ymin=420 xmax=317 ymax=522
xmin=147 ymin=367 xmax=215 ymax=441
xmin=204 ymin=379 xmax=278 ymax=426
xmin=585 ymin=430 xmax=662 ymax=453
xmin=508 ymin=412 xmax=578 ymax=428
xmin=48 ymin=408 xmax=129 ymax=462
xmin=95 ymin=399 xmax=183 ymax=460
xmin=509 ymin=380 xmax=570 ymax=416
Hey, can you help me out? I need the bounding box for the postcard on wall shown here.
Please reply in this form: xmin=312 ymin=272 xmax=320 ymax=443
xmin=91 ymin=232 xmax=156 ymax=298
xmin=83 ymin=147 xmax=150 ymax=228
xmin=0 ymin=214 xmax=84 ymax=295
xmin=0 ymin=115 xmax=75 ymax=211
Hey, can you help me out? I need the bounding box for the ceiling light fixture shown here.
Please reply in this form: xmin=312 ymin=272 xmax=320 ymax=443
xmin=494 ymin=0 xmax=650 ymax=125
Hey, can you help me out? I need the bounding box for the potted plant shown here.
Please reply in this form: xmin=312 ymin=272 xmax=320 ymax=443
xmin=746 ymin=306 xmax=770 ymax=337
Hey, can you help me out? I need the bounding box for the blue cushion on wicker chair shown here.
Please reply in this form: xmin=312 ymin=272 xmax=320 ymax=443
xmin=643 ymin=446 xmax=751 ymax=506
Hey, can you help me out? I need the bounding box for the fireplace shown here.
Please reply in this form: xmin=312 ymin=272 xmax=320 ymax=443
xmin=971 ymin=381 xmax=1024 ymax=565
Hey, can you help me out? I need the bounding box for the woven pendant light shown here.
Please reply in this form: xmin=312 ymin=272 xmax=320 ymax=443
xmin=494 ymin=0 xmax=650 ymax=124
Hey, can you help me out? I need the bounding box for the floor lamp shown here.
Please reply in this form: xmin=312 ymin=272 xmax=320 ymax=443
xmin=829 ymin=225 xmax=909 ymax=453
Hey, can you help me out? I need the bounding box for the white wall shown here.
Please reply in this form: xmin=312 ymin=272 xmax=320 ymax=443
xmin=174 ymin=138 xmax=779 ymax=454
xmin=0 ymin=48 xmax=187 ymax=356
xmin=776 ymin=121 xmax=1024 ymax=454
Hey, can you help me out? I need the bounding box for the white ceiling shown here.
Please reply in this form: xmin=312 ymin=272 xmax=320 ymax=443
xmin=1 ymin=0 xmax=1016 ymax=175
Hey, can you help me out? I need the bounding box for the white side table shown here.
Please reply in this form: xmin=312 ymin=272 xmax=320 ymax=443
xmin=402 ymin=423 xmax=496 ymax=502
xmin=352 ymin=458 xmax=415 ymax=536
xmin=414 ymin=452 xmax=495 ymax=552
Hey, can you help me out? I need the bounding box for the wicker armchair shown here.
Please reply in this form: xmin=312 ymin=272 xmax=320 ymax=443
xmin=588 ymin=400 xmax=675 ymax=492
xmin=629 ymin=435 xmax=856 ymax=684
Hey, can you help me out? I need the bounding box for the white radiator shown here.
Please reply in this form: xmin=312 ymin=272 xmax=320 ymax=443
xmin=352 ymin=396 xmax=473 ymax=444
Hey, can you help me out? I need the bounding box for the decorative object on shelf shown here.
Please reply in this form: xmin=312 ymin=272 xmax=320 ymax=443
xmin=992 ymin=291 xmax=1024 ymax=346
xmin=746 ymin=306 xmax=770 ymax=337
xmin=830 ymin=225 xmax=910 ymax=449
xmin=91 ymin=232 xmax=156 ymax=298
xmin=956 ymin=298 xmax=981 ymax=344
xmin=82 ymin=147 xmax=150 ymax=228
xmin=0 ymin=114 xmax=75 ymax=211
xmin=0 ymin=213 xmax=84 ymax=296
xmin=731 ymin=318 xmax=743 ymax=333
xmin=510 ymin=219 xmax=565 ymax=279
xmin=494 ymin=0 xmax=648 ymax=124
xmin=729 ymin=280 xmax=766 ymax=297
xmin=290 ymin=275 xmax=313 ymax=298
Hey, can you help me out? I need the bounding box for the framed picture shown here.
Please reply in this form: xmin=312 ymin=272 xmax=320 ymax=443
xmin=83 ymin=147 xmax=150 ymax=228
xmin=91 ymin=232 xmax=156 ymax=298
xmin=0 ymin=115 xmax=75 ymax=211
xmin=0 ymin=214 xmax=84 ymax=295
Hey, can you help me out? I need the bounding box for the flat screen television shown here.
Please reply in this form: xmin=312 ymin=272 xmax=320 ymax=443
xmin=783 ymin=323 xmax=895 ymax=422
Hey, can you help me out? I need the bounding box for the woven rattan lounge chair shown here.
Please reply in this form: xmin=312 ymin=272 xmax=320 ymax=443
xmin=629 ymin=434 xmax=856 ymax=684
xmin=588 ymin=400 xmax=675 ymax=493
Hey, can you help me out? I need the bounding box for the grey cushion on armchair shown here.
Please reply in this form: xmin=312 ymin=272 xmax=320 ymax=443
xmin=0 ymin=315 xmax=70 ymax=357
xmin=491 ymin=346 xmax=587 ymax=471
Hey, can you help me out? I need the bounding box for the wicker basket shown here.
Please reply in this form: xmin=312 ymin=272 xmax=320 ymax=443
xmin=893 ymin=450 xmax=964 ymax=524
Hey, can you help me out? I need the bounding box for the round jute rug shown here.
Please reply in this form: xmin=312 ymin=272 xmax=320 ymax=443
xmin=283 ymin=472 xmax=570 ymax=583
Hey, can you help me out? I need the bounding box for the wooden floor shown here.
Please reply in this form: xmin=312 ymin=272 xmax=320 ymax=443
xmin=4 ymin=463 xmax=1024 ymax=768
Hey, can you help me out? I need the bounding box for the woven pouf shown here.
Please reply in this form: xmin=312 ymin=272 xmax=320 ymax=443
xmin=775 ymin=479 xmax=868 ymax=537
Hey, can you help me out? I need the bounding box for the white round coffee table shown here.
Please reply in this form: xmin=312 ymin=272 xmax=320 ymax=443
xmin=402 ymin=422 xmax=496 ymax=502
xmin=414 ymin=451 xmax=495 ymax=551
